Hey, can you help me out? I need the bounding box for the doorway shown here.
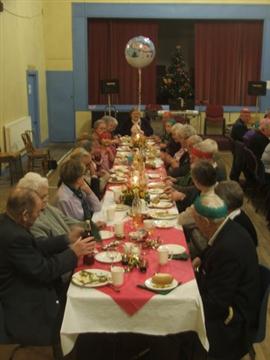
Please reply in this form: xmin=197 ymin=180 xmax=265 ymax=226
xmin=26 ymin=71 xmax=40 ymax=146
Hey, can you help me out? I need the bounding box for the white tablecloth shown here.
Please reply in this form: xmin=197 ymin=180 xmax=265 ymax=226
xmin=60 ymin=182 xmax=209 ymax=355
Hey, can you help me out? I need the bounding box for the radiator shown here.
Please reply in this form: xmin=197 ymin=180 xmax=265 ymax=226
xmin=4 ymin=116 xmax=32 ymax=152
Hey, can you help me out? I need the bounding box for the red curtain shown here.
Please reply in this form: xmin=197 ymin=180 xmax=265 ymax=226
xmin=88 ymin=20 xmax=158 ymax=105
xmin=195 ymin=21 xmax=263 ymax=106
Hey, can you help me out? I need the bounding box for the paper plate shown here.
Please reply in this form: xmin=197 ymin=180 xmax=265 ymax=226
xmin=144 ymin=277 xmax=178 ymax=291
xmin=148 ymin=210 xmax=178 ymax=220
xmin=72 ymin=269 xmax=111 ymax=288
xmin=99 ymin=230 xmax=114 ymax=240
xmin=158 ymin=244 xmax=186 ymax=255
xmin=95 ymin=251 xmax=122 ymax=264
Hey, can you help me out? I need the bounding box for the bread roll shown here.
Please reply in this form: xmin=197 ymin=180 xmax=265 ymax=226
xmin=152 ymin=273 xmax=173 ymax=286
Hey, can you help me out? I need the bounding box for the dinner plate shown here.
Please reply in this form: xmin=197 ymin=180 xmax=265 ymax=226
xmin=148 ymin=173 xmax=160 ymax=179
xmin=148 ymin=210 xmax=178 ymax=220
xmin=144 ymin=277 xmax=178 ymax=291
xmin=95 ymin=251 xmax=122 ymax=264
xmin=115 ymin=204 xmax=129 ymax=212
xmin=72 ymin=269 xmax=111 ymax=288
xmin=109 ymin=178 xmax=126 ymax=184
xmin=99 ymin=230 xmax=114 ymax=240
xmin=154 ymin=220 xmax=175 ymax=228
xmin=149 ymin=201 xmax=173 ymax=209
xmin=148 ymin=188 xmax=164 ymax=195
xmin=148 ymin=182 xmax=165 ymax=189
xmin=113 ymin=165 xmax=129 ymax=171
xmin=159 ymin=244 xmax=186 ymax=255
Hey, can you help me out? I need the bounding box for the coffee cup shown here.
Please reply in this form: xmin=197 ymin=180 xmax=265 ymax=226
xmin=111 ymin=266 xmax=125 ymax=287
xmin=113 ymin=188 xmax=122 ymax=204
xmin=158 ymin=245 xmax=170 ymax=265
xmin=106 ymin=206 xmax=115 ymax=222
xmin=114 ymin=222 xmax=124 ymax=237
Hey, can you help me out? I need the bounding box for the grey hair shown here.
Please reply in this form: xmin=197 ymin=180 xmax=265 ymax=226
xmin=215 ymin=180 xmax=244 ymax=211
xmin=102 ymin=115 xmax=118 ymax=126
xmin=70 ymin=147 xmax=90 ymax=161
xmin=178 ymin=124 xmax=197 ymax=139
xmin=93 ymin=119 xmax=106 ymax=130
xmin=193 ymin=138 xmax=218 ymax=155
xmin=17 ymin=172 xmax=48 ymax=192
xmin=171 ymin=123 xmax=184 ymax=136
xmin=186 ymin=134 xmax=203 ymax=147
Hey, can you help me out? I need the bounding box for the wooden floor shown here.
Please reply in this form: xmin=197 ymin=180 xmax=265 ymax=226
xmin=0 ymin=149 xmax=269 ymax=360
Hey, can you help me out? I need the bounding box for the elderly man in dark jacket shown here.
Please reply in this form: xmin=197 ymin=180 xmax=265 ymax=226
xmin=192 ymin=192 xmax=260 ymax=360
xmin=0 ymin=187 xmax=94 ymax=346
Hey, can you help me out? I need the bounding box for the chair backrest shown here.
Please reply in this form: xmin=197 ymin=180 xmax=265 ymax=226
xmin=206 ymin=104 xmax=224 ymax=118
xmin=21 ymin=131 xmax=34 ymax=153
xmin=253 ymin=264 xmax=270 ymax=343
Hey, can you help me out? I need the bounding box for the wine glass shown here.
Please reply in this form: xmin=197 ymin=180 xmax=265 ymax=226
xmin=143 ymin=219 xmax=155 ymax=239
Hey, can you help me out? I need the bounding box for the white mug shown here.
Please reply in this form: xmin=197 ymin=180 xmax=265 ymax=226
xmin=158 ymin=245 xmax=170 ymax=265
xmin=114 ymin=222 xmax=124 ymax=237
xmin=111 ymin=266 xmax=125 ymax=287
xmin=106 ymin=206 xmax=115 ymax=222
xmin=113 ymin=188 xmax=122 ymax=204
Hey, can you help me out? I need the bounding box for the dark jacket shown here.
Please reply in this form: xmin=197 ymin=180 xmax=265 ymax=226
xmin=0 ymin=214 xmax=77 ymax=345
xmin=247 ymin=130 xmax=269 ymax=160
xmin=197 ymin=220 xmax=260 ymax=359
xmin=234 ymin=210 xmax=258 ymax=247
xmin=231 ymin=118 xmax=248 ymax=142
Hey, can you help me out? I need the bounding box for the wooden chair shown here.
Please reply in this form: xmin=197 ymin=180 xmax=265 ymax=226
xmin=0 ymin=148 xmax=23 ymax=184
xmin=21 ymin=130 xmax=50 ymax=175
xmin=204 ymin=104 xmax=225 ymax=135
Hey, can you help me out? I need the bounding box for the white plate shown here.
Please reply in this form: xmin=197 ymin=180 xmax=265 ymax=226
xmin=109 ymin=178 xmax=126 ymax=184
xmin=154 ymin=220 xmax=175 ymax=228
xmin=148 ymin=210 xmax=178 ymax=220
xmin=72 ymin=269 xmax=111 ymax=288
xmin=148 ymin=188 xmax=164 ymax=195
xmin=148 ymin=182 xmax=165 ymax=188
xmin=148 ymin=173 xmax=160 ymax=179
xmin=149 ymin=201 xmax=173 ymax=209
xmin=99 ymin=230 xmax=114 ymax=240
xmin=159 ymin=244 xmax=186 ymax=255
xmin=113 ymin=165 xmax=128 ymax=171
xmin=95 ymin=251 xmax=122 ymax=264
xmin=145 ymin=277 xmax=178 ymax=291
xmin=115 ymin=204 xmax=129 ymax=212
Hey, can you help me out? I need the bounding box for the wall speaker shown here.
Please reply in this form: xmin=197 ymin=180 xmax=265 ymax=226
xmin=248 ymin=81 xmax=267 ymax=96
xmin=100 ymin=79 xmax=119 ymax=94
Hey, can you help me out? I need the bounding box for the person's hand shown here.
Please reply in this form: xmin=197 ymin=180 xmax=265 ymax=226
xmin=165 ymin=176 xmax=176 ymax=185
xmin=170 ymin=159 xmax=178 ymax=168
xmin=80 ymin=180 xmax=92 ymax=195
xmin=95 ymin=221 xmax=106 ymax=229
xmin=192 ymin=257 xmax=201 ymax=272
xmin=70 ymin=236 xmax=96 ymax=257
xmin=170 ymin=190 xmax=186 ymax=202
xmin=68 ymin=225 xmax=84 ymax=243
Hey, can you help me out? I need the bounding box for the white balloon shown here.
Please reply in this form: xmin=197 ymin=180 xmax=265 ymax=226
xmin=125 ymin=36 xmax=156 ymax=69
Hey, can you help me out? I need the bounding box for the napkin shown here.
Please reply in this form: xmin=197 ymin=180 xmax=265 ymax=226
xmin=172 ymin=253 xmax=189 ymax=261
xmin=137 ymin=283 xmax=181 ymax=295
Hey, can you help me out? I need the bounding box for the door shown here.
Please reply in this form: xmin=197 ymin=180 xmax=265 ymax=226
xmin=46 ymin=71 xmax=75 ymax=142
xmin=27 ymin=71 xmax=40 ymax=146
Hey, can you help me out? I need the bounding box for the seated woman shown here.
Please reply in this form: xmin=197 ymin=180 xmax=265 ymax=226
xmin=91 ymin=119 xmax=114 ymax=172
xmin=101 ymin=115 xmax=120 ymax=151
xmin=55 ymin=158 xmax=101 ymax=221
xmin=17 ymin=172 xmax=102 ymax=240
xmin=159 ymin=118 xmax=180 ymax=156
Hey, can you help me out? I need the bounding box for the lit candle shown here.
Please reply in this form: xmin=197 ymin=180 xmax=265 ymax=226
xmin=133 ymin=175 xmax=139 ymax=186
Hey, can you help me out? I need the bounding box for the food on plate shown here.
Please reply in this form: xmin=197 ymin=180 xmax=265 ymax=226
xmin=74 ymin=270 xmax=108 ymax=286
xmin=151 ymin=273 xmax=174 ymax=288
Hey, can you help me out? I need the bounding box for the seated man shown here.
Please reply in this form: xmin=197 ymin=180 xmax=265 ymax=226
xmin=192 ymin=192 xmax=260 ymax=360
xmin=230 ymin=108 xmax=250 ymax=142
xmin=0 ymin=187 xmax=94 ymax=345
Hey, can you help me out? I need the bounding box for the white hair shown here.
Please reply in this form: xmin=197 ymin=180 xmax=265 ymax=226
xmin=70 ymin=147 xmax=90 ymax=160
xmin=171 ymin=123 xmax=184 ymax=136
xmin=198 ymin=193 xmax=226 ymax=223
xmin=193 ymin=138 xmax=218 ymax=155
xmin=93 ymin=119 xmax=106 ymax=130
xmin=186 ymin=134 xmax=203 ymax=147
xmin=17 ymin=172 xmax=48 ymax=192
xmin=178 ymin=124 xmax=197 ymax=139
xmin=102 ymin=115 xmax=118 ymax=126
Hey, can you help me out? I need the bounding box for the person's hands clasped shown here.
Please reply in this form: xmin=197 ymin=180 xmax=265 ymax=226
xmin=70 ymin=236 xmax=96 ymax=257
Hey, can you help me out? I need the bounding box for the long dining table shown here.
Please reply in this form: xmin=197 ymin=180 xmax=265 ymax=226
xmin=60 ymin=141 xmax=209 ymax=356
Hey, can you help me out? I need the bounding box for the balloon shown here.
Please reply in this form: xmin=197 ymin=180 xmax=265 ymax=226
xmin=125 ymin=36 xmax=155 ymax=69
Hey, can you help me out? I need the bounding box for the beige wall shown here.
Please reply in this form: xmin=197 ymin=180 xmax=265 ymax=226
xmin=0 ymin=0 xmax=48 ymax=149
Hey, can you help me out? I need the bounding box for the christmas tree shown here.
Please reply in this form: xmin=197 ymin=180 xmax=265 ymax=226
xmin=160 ymin=45 xmax=193 ymax=107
